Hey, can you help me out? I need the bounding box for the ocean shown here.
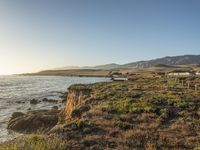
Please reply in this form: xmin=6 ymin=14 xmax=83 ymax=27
xmin=0 ymin=75 xmax=110 ymax=142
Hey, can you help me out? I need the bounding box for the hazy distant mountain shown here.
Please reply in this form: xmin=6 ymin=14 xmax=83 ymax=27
xmin=93 ymin=63 xmax=121 ymax=70
xmin=122 ymin=55 xmax=200 ymax=68
xmin=52 ymin=66 xmax=83 ymax=70
xmin=54 ymin=63 xmax=121 ymax=70
xmin=54 ymin=55 xmax=200 ymax=70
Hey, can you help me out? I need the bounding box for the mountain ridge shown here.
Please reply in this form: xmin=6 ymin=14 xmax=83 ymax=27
xmin=122 ymin=54 xmax=200 ymax=69
xmin=54 ymin=54 xmax=200 ymax=70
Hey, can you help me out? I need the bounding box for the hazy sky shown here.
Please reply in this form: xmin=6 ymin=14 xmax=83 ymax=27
xmin=0 ymin=0 xmax=200 ymax=74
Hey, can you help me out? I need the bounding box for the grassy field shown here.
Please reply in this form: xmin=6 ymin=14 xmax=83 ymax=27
xmin=1 ymin=74 xmax=200 ymax=149
xmin=22 ymin=64 xmax=200 ymax=78
xmin=22 ymin=69 xmax=111 ymax=77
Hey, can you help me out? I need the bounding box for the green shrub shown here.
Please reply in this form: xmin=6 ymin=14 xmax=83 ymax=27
xmin=71 ymin=105 xmax=90 ymax=118
xmin=64 ymin=120 xmax=104 ymax=135
xmin=175 ymin=101 xmax=194 ymax=109
xmin=159 ymin=108 xmax=170 ymax=120
xmin=114 ymin=121 xmax=132 ymax=130
xmin=0 ymin=135 xmax=68 ymax=150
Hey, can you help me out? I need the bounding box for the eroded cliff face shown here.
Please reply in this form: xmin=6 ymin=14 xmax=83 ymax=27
xmin=59 ymin=84 xmax=92 ymax=123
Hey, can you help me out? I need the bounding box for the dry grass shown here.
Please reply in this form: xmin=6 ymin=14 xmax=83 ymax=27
xmin=23 ymin=69 xmax=110 ymax=77
xmin=2 ymin=74 xmax=200 ymax=149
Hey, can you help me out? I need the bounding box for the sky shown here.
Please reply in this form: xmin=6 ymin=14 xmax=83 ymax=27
xmin=0 ymin=0 xmax=200 ymax=75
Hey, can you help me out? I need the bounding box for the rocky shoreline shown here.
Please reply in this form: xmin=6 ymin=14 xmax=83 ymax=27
xmin=7 ymin=91 xmax=68 ymax=134
xmin=6 ymin=84 xmax=94 ymax=135
xmin=22 ymin=69 xmax=111 ymax=77
xmin=8 ymin=109 xmax=60 ymax=134
xmin=1 ymin=75 xmax=200 ymax=149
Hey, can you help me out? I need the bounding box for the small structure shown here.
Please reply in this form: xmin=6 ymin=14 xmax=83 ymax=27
xmin=155 ymin=72 xmax=166 ymax=76
xmin=112 ymin=77 xmax=128 ymax=81
xmin=196 ymin=72 xmax=200 ymax=76
xmin=168 ymin=71 xmax=191 ymax=76
xmin=154 ymin=72 xmax=165 ymax=78
xmin=109 ymin=71 xmax=122 ymax=76
xmin=111 ymin=72 xmax=128 ymax=81
xmin=195 ymin=84 xmax=198 ymax=91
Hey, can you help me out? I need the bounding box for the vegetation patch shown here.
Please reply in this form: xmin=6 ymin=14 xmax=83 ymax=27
xmin=71 ymin=105 xmax=91 ymax=118
xmin=64 ymin=120 xmax=104 ymax=135
xmin=0 ymin=135 xmax=68 ymax=150
xmin=3 ymin=75 xmax=200 ymax=149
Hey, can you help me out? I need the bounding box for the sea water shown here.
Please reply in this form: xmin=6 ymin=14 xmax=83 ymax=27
xmin=0 ymin=75 xmax=110 ymax=142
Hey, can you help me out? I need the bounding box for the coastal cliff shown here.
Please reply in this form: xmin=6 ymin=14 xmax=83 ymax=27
xmin=59 ymin=84 xmax=92 ymax=123
xmin=2 ymin=76 xmax=200 ymax=149
xmin=7 ymin=84 xmax=93 ymax=134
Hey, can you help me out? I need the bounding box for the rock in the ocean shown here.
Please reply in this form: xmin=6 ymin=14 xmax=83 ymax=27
xmin=8 ymin=109 xmax=60 ymax=133
xmin=62 ymin=99 xmax=67 ymax=103
xmin=11 ymin=112 xmax=25 ymax=118
xmin=60 ymin=92 xmax=68 ymax=103
xmin=52 ymin=106 xmax=58 ymax=110
xmin=15 ymin=101 xmax=25 ymax=104
xmin=42 ymin=98 xmax=58 ymax=103
xmin=42 ymin=98 xmax=48 ymax=101
xmin=30 ymin=99 xmax=40 ymax=104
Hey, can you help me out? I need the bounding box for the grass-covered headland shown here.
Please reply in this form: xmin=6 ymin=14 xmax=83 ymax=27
xmin=1 ymin=74 xmax=200 ymax=149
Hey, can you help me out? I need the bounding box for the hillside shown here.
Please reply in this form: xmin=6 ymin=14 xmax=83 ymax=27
xmin=93 ymin=63 xmax=121 ymax=70
xmin=2 ymin=74 xmax=200 ymax=149
xmin=123 ymin=55 xmax=200 ymax=69
xmin=52 ymin=55 xmax=200 ymax=70
xmin=23 ymin=55 xmax=200 ymax=76
xmin=23 ymin=69 xmax=111 ymax=77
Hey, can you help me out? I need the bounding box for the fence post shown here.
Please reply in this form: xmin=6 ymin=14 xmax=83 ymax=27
xmin=187 ymin=82 xmax=190 ymax=89
xmin=195 ymin=84 xmax=198 ymax=92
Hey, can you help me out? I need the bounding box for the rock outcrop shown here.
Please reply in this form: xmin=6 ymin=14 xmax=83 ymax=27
xmin=8 ymin=109 xmax=60 ymax=133
xmin=59 ymin=84 xmax=92 ymax=123
xmin=30 ymin=99 xmax=40 ymax=104
xmin=8 ymin=84 xmax=92 ymax=133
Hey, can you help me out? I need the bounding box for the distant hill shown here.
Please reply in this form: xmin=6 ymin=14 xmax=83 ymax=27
xmin=56 ymin=55 xmax=200 ymax=70
xmin=54 ymin=63 xmax=121 ymax=70
xmin=24 ymin=54 xmax=200 ymax=76
xmin=93 ymin=63 xmax=121 ymax=70
xmin=23 ymin=69 xmax=110 ymax=77
xmin=122 ymin=55 xmax=200 ymax=69
xmin=153 ymin=64 xmax=176 ymax=68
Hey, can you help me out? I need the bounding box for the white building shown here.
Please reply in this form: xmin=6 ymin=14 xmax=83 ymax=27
xmin=112 ymin=77 xmax=128 ymax=81
xmin=196 ymin=72 xmax=200 ymax=75
xmin=168 ymin=72 xmax=191 ymax=76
